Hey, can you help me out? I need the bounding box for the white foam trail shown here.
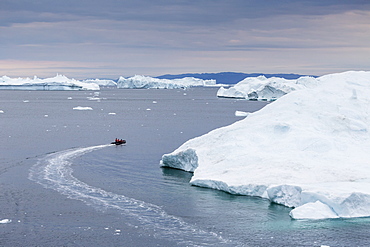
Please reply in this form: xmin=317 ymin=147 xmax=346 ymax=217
xmin=29 ymin=145 xmax=239 ymax=246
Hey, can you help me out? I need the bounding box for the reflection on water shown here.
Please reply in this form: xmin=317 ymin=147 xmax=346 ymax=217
xmin=161 ymin=167 xmax=193 ymax=182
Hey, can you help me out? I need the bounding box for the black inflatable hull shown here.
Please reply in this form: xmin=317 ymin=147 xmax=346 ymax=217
xmin=111 ymin=140 xmax=126 ymax=145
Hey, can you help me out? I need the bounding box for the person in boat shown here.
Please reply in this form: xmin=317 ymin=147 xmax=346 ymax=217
xmin=114 ymin=138 xmax=124 ymax=143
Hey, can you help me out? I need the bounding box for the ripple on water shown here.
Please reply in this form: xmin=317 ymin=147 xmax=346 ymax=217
xmin=29 ymin=145 xmax=242 ymax=247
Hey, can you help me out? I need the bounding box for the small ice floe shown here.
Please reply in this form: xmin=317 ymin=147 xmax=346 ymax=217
xmin=108 ymin=112 xmax=116 ymax=115
xmin=235 ymin=110 xmax=250 ymax=117
xmin=87 ymin=97 xmax=101 ymax=101
xmin=0 ymin=219 xmax=11 ymax=224
xmin=73 ymin=106 xmax=93 ymax=111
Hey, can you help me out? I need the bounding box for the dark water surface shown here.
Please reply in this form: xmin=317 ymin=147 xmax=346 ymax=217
xmin=1 ymin=88 xmax=370 ymax=246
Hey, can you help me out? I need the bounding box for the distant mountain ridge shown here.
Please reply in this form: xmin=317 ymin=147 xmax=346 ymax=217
xmin=157 ymin=72 xmax=316 ymax=85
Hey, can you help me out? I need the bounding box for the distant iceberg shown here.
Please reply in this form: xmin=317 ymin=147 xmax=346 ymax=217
xmin=82 ymin=78 xmax=117 ymax=87
xmin=217 ymin=75 xmax=318 ymax=101
xmin=117 ymin=75 xmax=217 ymax=89
xmin=161 ymin=71 xmax=370 ymax=220
xmin=0 ymin=74 xmax=99 ymax=90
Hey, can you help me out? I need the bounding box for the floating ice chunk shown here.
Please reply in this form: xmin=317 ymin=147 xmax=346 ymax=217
xmin=289 ymin=201 xmax=339 ymax=220
xmin=73 ymin=106 xmax=93 ymax=111
xmin=87 ymin=97 xmax=101 ymax=101
xmin=235 ymin=110 xmax=249 ymax=117
xmin=0 ymin=219 xmax=11 ymax=224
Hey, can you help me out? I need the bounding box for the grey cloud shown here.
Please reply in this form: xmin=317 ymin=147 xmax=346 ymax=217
xmin=1 ymin=0 xmax=370 ymax=27
xmin=1 ymin=0 xmax=369 ymax=78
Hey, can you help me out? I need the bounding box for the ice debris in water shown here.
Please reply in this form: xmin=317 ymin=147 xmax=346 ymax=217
xmin=0 ymin=219 xmax=11 ymax=224
xmin=235 ymin=110 xmax=249 ymax=117
xmin=73 ymin=106 xmax=93 ymax=111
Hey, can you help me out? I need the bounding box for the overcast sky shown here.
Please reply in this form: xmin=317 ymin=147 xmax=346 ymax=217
xmin=1 ymin=0 xmax=369 ymax=79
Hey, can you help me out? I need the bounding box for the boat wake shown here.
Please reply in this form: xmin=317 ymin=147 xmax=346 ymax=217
xmin=29 ymin=145 xmax=239 ymax=246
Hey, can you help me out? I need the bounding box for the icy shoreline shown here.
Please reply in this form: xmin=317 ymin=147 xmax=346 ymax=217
xmin=161 ymin=71 xmax=370 ymax=220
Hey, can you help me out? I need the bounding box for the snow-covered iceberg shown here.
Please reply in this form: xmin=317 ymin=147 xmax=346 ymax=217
xmin=0 ymin=74 xmax=99 ymax=90
xmin=161 ymin=71 xmax=370 ymax=220
xmin=82 ymin=78 xmax=117 ymax=87
xmin=217 ymin=75 xmax=318 ymax=101
xmin=117 ymin=75 xmax=217 ymax=89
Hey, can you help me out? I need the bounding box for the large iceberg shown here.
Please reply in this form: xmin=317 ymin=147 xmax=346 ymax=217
xmin=217 ymin=75 xmax=319 ymax=101
xmin=161 ymin=71 xmax=370 ymax=220
xmin=0 ymin=74 xmax=99 ymax=90
xmin=117 ymin=75 xmax=217 ymax=89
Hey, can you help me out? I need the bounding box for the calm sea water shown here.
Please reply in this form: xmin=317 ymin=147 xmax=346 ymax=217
xmin=1 ymin=88 xmax=370 ymax=246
